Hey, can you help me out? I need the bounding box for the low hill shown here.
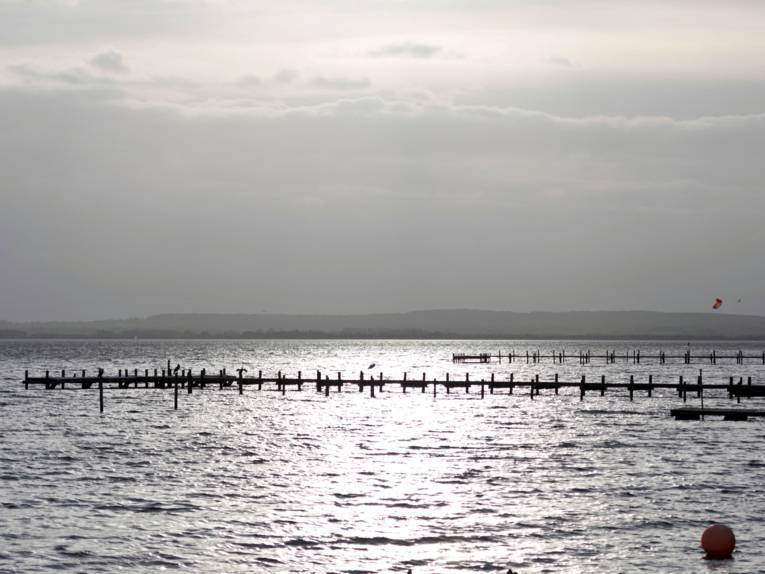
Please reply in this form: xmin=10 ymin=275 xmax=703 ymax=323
xmin=2 ymin=310 xmax=765 ymax=339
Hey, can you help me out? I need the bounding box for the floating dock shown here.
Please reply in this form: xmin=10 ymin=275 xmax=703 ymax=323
xmin=670 ymin=407 xmax=765 ymax=421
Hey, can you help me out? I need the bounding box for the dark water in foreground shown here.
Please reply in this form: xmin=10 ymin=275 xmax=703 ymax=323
xmin=1 ymin=339 xmax=764 ymax=573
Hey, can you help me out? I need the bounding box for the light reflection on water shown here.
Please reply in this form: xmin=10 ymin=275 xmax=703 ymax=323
xmin=1 ymin=339 xmax=764 ymax=573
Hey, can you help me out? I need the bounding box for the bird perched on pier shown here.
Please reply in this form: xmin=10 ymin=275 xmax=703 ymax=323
xmin=173 ymin=364 xmax=181 ymax=375
xmin=236 ymin=367 xmax=248 ymax=376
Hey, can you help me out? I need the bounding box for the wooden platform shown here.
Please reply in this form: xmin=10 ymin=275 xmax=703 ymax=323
xmin=670 ymin=407 xmax=765 ymax=421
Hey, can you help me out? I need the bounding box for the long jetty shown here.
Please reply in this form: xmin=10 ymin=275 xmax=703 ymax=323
xmin=453 ymin=349 xmax=765 ymax=365
xmin=21 ymin=366 xmax=764 ymax=413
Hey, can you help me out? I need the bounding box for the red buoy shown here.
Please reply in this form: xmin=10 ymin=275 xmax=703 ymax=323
xmin=701 ymin=524 xmax=735 ymax=559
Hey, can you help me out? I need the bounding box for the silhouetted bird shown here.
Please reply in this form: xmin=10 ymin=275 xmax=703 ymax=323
xmin=174 ymin=364 xmax=181 ymax=374
xmin=368 ymin=363 xmax=376 ymax=369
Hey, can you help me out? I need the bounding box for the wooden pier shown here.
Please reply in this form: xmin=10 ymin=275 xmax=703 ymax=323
xmin=453 ymin=349 xmax=765 ymax=365
xmin=20 ymin=366 xmax=764 ymax=413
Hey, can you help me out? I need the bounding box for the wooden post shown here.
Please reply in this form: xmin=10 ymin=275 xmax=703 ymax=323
xmin=648 ymin=374 xmax=653 ymax=397
xmin=258 ymin=370 xmax=263 ymax=390
xmin=481 ymin=380 xmax=485 ymax=398
xmin=535 ymin=374 xmax=540 ymax=396
xmin=600 ymin=374 xmax=605 ymax=396
xmin=370 ymin=377 xmax=375 ymax=398
xmin=325 ymin=377 xmax=330 ymax=396
xmin=629 ymin=375 xmax=634 ymax=401
xmin=580 ymin=375 xmax=585 ymax=401
xmin=187 ymin=369 xmax=193 ymax=394
xmin=554 ymin=373 xmax=559 ymax=395
xmin=174 ymin=379 xmax=178 ymax=410
xmin=282 ymin=373 xmax=286 ymax=396
xmin=678 ymin=375 xmax=683 ymax=398
xmin=24 ymin=370 xmax=28 ymax=390
xmin=490 ymin=373 xmax=495 ymax=394
xmin=465 ymin=372 xmax=469 ymax=393
xmin=446 ymin=373 xmax=450 ymax=394
xmin=98 ymin=376 xmax=104 ymax=413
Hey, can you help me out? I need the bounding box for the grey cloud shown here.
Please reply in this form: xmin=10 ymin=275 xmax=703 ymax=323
xmin=8 ymin=62 xmax=118 ymax=89
xmin=1 ymin=86 xmax=764 ymax=320
xmin=237 ymin=74 xmax=262 ymax=88
xmin=309 ymin=76 xmax=370 ymax=90
xmin=90 ymin=49 xmax=128 ymax=73
xmin=547 ymin=56 xmax=575 ymax=68
xmin=368 ymin=42 xmax=442 ymax=59
xmin=455 ymin=75 xmax=765 ymax=120
xmin=274 ymin=69 xmax=299 ymax=84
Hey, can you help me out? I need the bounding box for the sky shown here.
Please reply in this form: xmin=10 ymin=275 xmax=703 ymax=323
xmin=1 ymin=0 xmax=764 ymax=321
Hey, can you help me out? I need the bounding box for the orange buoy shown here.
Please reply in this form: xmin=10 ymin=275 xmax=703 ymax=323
xmin=701 ymin=524 xmax=735 ymax=559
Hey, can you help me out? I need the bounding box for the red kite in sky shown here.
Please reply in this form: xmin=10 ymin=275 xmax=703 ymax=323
xmin=713 ymin=298 xmax=723 ymax=310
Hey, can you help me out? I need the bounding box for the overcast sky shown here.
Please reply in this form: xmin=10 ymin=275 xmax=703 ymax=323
xmin=1 ymin=0 xmax=764 ymax=321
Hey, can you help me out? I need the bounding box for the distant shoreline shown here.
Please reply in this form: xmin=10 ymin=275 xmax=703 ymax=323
xmin=3 ymin=310 xmax=765 ymax=340
xmin=2 ymin=335 xmax=765 ymax=341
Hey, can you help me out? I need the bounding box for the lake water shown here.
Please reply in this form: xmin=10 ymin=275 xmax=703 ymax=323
xmin=1 ymin=339 xmax=764 ymax=573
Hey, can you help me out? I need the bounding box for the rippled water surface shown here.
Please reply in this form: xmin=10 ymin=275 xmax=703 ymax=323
xmin=2 ymin=339 xmax=765 ymax=573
